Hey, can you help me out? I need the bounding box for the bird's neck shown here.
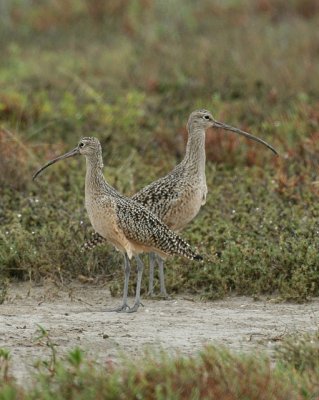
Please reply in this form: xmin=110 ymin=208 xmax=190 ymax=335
xmin=182 ymin=127 xmax=206 ymax=176
xmin=85 ymin=154 xmax=112 ymax=196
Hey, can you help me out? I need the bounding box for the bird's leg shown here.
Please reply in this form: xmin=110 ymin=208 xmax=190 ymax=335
xmin=106 ymin=253 xmax=131 ymax=312
xmin=157 ymin=255 xmax=170 ymax=299
xmin=127 ymin=255 xmax=144 ymax=313
xmin=147 ymin=252 xmax=156 ymax=297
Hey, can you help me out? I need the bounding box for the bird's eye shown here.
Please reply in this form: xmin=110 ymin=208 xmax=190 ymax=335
xmin=203 ymin=115 xmax=210 ymax=120
xmin=79 ymin=142 xmax=85 ymax=148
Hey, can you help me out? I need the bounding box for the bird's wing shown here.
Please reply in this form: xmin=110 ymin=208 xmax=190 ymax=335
xmin=132 ymin=166 xmax=186 ymax=219
xmin=116 ymin=199 xmax=200 ymax=260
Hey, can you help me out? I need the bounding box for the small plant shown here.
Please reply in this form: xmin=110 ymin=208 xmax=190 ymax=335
xmin=0 ymin=349 xmax=11 ymax=383
xmin=33 ymin=325 xmax=57 ymax=375
xmin=276 ymin=331 xmax=319 ymax=372
xmin=1 ymin=345 xmax=319 ymax=399
xmin=67 ymin=347 xmax=84 ymax=369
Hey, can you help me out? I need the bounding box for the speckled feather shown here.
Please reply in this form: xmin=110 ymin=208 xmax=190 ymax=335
xmin=82 ymin=110 xmax=212 ymax=251
xmin=33 ymin=136 xmax=204 ymax=312
xmin=79 ymin=137 xmax=202 ymax=261
xmin=132 ymin=164 xmax=187 ymax=221
xmin=85 ymin=188 xmax=202 ymax=261
xmin=116 ymin=199 xmax=202 ymax=260
xmin=81 ymin=232 xmax=103 ymax=251
xmin=131 ymin=110 xmax=211 ymax=229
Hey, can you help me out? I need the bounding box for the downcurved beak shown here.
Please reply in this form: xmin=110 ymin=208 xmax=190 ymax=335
xmin=213 ymin=120 xmax=278 ymax=155
xmin=32 ymin=147 xmax=80 ymax=181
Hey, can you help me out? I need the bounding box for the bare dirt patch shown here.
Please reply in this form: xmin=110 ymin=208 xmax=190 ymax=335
xmin=1 ymin=282 xmax=318 ymax=384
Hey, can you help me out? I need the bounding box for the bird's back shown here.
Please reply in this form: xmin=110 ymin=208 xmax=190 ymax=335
xmin=132 ymin=162 xmax=206 ymax=231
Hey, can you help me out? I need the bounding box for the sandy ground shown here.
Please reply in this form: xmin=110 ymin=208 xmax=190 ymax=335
xmin=1 ymin=282 xmax=318 ymax=384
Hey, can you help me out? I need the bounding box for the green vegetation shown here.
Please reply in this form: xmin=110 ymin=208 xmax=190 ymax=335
xmin=1 ymin=0 xmax=319 ymax=301
xmin=1 ymin=333 xmax=319 ymax=399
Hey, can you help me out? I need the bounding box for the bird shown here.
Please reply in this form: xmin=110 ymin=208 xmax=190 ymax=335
xmin=81 ymin=109 xmax=278 ymax=298
xmin=32 ymin=137 xmax=203 ymax=313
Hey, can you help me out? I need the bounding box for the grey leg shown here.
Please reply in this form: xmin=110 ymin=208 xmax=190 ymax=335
xmin=157 ymin=255 xmax=170 ymax=299
xmin=127 ymin=255 xmax=144 ymax=313
xmin=147 ymin=253 xmax=156 ymax=296
xmin=106 ymin=253 xmax=130 ymax=312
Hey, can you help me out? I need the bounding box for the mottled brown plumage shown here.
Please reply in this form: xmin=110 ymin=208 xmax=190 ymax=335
xmin=33 ymin=137 xmax=202 ymax=312
xmin=83 ymin=110 xmax=277 ymax=297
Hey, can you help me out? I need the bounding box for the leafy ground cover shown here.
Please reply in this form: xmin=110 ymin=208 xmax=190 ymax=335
xmin=1 ymin=0 xmax=319 ymax=301
xmin=1 ymin=330 xmax=319 ymax=400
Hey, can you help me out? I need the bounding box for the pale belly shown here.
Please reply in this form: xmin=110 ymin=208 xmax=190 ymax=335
xmin=164 ymin=184 xmax=207 ymax=231
xmin=85 ymin=198 xmax=129 ymax=254
xmin=85 ymin=197 xmax=152 ymax=259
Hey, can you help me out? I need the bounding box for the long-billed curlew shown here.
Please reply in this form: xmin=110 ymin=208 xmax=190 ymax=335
xmin=82 ymin=110 xmax=278 ymax=297
xmin=32 ymin=137 xmax=202 ymax=313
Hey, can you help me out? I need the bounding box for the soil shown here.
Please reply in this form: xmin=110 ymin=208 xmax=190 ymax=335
xmin=1 ymin=282 xmax=318 ymax=384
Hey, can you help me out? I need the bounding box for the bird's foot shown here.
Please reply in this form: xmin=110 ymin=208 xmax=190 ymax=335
xmin=159 ymin=291 xmax=172 ymax=300
xmin=105 ymin=303 xmax=130 ymax=313
xmin=146 ymin=290 xmax=171 ymax=300
xmin=147 ymin=290 xmax=156 ymax=298
xmin=127 ymin=301 xmax=144 ymax=313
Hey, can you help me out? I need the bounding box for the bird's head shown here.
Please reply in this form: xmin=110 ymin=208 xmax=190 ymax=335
xmin=187 ymin=109 xmax=278 ymax=155
xmin=187 ymin=109 xmax=215 ymax=131
xmin=32 ymin=137 xmax=103 ymax=181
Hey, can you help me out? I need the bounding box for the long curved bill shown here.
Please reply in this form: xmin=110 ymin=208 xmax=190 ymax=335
xmin=32 ymin=147 xmax=80 ymax=181
xmin=213 ymin=120 xmax=278 ymax=155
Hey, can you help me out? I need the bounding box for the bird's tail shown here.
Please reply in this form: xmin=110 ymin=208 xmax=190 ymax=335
xmin=154 ymin=225 xmax=203 ymax=262
xmin=173 ymin=235 xmax=203 ymax=261
xmin=81 ymin=232 xmax=105 ymax=252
